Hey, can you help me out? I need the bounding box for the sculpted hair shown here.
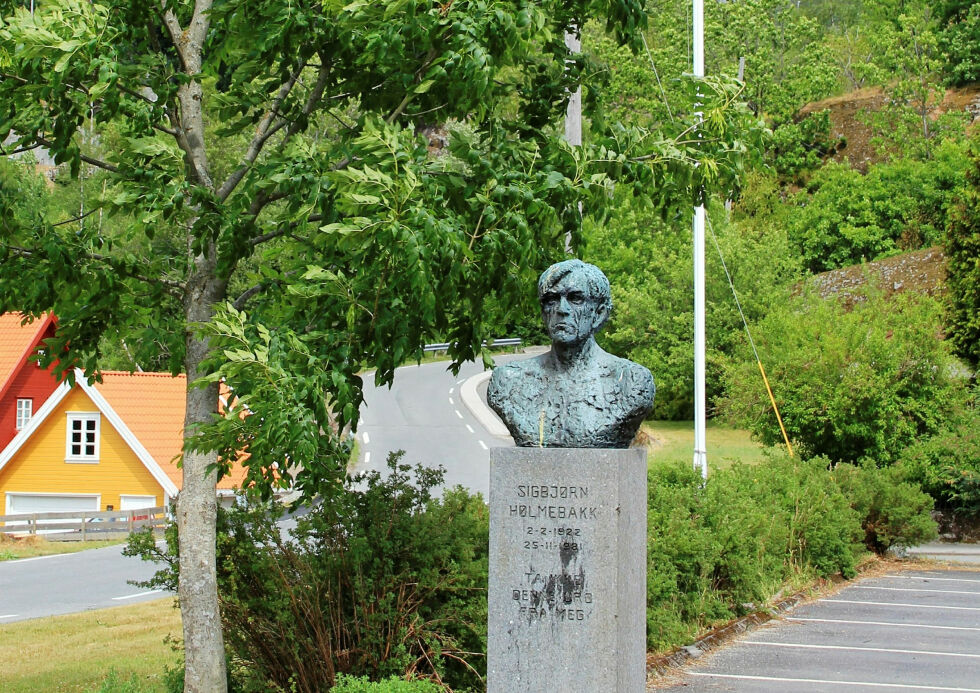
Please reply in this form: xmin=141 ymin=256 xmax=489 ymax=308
xmin=537 ymin=259 xmax=613 ymax=329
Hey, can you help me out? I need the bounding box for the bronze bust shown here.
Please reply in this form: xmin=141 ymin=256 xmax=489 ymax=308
xmin=487 ymin=260 xmax=655 ymax=448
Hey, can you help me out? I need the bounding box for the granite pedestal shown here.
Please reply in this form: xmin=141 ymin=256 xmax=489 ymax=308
xmin=487 ymin=447 xmax=647 ymax=693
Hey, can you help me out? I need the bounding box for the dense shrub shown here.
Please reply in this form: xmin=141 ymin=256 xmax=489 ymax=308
xmin=898 ymin=403 xmax=980 ymax=517
xmin=586 ymin=192 xmax=801 ymax=420
xmin=329 ymin=675 xmax=442 ymax=693
xmin=130 ymin=451 xmax=939 ymax=675
xmin=787 ymin=143 xmax=969 ymax=273
xmin=770 ymin=110 xmax=842 ymax=182
xmin=935 ymin=0 xmax=980 ymax=85
xmin=721 ymin=289 xmax=967 ymax=465
xmin=129 ymin=453 xmax=488 ymax=693
xmin=945 ymin=135 xmax=980 ymax=368
xmin=833 ymin=463 xmax=939 ymax=554
xmin=646 ymin=454 xmax=862 ymax=650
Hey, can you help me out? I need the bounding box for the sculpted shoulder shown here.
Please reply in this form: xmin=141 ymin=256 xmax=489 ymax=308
xmin=597 ymin=352 xmax=655 ymax=407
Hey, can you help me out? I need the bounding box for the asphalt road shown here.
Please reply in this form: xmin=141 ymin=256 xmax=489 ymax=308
xmin=0 ymin=355 xmax=516 ymax=625
xmin=0 ymin=544 xmax=164 ymax=623
xmin=653 ymin=568 xmax=980 ymax=692
xmin=354 ymin=356 xmax=519 ymax=497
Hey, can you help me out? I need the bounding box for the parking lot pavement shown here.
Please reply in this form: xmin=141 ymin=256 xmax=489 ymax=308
xmin=652 ymin=569 xmax=980 ymax=692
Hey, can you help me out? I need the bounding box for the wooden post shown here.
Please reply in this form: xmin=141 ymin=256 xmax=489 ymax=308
xmin=128 ymin=510 xmax=134 ymax=534
xmin=30 ymin=513 xmax=37 ymax=535
xmin=81 ymin=513 xmax=87 ymax=541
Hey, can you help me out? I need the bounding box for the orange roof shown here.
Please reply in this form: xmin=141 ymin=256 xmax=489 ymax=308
xmin=0 ymin=312 xmax=55 ymax=401
xmin=93 ymin=371 xmax=248 ymax=491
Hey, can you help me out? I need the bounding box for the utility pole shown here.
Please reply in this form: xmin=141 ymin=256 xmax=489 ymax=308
xmin=692 ymin=0 xmax=708 ymax=481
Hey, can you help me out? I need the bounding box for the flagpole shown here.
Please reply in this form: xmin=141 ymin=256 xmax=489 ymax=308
xmin=692 ymin=0 xmax=708 ymax=480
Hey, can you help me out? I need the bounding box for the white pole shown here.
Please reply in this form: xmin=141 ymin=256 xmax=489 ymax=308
xmin=565 ymin=27 xmax=582 ymax=148
xmin=692 ymin=0 xmax=708 ymax=480
xmin=564 ymin=26 xmax=582 ymax=254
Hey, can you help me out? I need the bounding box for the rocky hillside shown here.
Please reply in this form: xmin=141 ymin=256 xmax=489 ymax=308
xmin=799 ymin=84 xmax=980 ymax=172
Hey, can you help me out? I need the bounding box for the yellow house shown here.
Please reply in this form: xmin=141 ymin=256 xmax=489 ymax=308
xmin=0 ymin=368 xmax=246 ymax=515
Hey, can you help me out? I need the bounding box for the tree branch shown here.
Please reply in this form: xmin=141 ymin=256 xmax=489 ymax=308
xmin=6 ymin=245 xmax=184 ymax=296
xmin=216 ymin=65 xmax=305 ymax=202
xmin=231 ymin=269 xmax=300 ymax=311
xmin=35 ymin=136 xmax=120 ymax=173
xmin=52 ymin=208 xmax=100 ymax=227
xmin=248 ymin=214 xmax=323 ymax=247
xmin=277 ymin=60 xmax=332 ymax=151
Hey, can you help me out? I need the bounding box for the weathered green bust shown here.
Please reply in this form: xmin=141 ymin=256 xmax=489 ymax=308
xmin=487 ymin=259 xmax=655 ymax=448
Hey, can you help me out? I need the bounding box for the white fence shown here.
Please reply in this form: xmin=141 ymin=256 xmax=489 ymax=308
xmin=0 ymin=506 xmax=167 ymax=541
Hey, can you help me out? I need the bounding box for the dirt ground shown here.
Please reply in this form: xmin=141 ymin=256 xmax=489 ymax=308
xmin=798 ymin=83 xmax=980 ymax=172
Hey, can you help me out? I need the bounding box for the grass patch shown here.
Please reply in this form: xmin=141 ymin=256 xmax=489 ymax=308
xmin=0 ymin=534 xmax=126 ymax=561
xmin=644 ymin=420 xmax=772 ymax=470
xmin=0 ymin=598 xmax=180 ymax=693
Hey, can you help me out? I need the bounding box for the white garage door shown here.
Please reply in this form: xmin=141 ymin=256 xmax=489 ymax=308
xmin=5 ymin=494 xmax=100 ymax=532
xmin=119 ymin=495 xmax=156 ymax=511
xmin=6 ymin=493 xmax=100 ymax=514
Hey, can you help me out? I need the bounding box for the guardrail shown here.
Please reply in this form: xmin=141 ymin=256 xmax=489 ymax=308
xmin=424 ymin=338 xmax=523 ymax=354
xmin=0 ymin=506 xmax=167 ymax=541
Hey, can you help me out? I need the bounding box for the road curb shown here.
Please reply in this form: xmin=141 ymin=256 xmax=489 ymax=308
xmin=645 ymin=588 xmax=812 ymax=681
xmin=459 ymin=370 xmax=511 ymax=438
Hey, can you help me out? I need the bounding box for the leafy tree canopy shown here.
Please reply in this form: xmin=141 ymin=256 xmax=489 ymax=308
xmin=0 ymin=3 xmax=761 ymax=688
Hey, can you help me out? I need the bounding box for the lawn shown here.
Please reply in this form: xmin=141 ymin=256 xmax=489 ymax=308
xmin=0 ymin=534 xmax=126 ymax=561
xmin=643 ymin=420 xmax=773 ymax=470
xmin=0 ymin=598 xmax=180 ymax=693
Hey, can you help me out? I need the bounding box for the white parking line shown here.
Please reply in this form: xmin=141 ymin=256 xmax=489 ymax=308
xmin=364 ymin=451 xmax=371 ymax=465
xmin=789 ymin=617 xmax=980 ymax=632
xmin=361 ymin=432 xmax=370 ymax=444
xmin=112 ymin=589 xmax=163 ymax=601
xmin=0 ymin=614 xmax=18 ymax=619
xmin=822 ymin=598 xmax=980 ymax=611
xmin=449 ymin=387 xmax=454 ymax=395
xmin=854 ymin=585 xmax=980 ymax=596
xmin=457 ymin=379 xmax=465 ymax=385
xmin=449 ymin=397 xmax=454 ymax=405
xmin=744 ymin=641 xmax=980 ymax=659
xmin=893 ymin=574 xmax=980 ymax=584
xmin=466 ymin=424 xmax=474 ymax=433
xmin=478 ymin=440 xmax=488 ymax=450
xmin=688 ymin=673 xmax=980 ymax=691
xmin=455 ymin=410 xmax=463 ymax=419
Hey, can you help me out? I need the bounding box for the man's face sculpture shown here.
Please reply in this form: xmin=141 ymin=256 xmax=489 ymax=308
xmin=540 ymin=271 xmax=607 ymax=348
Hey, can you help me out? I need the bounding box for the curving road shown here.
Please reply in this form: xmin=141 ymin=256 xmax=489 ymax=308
xmin=354 ymin=356 xmax=519 ymax=497
xmin=0 ymin=544 xmax=163 ymax=623
xmin=0 ymin=355 xmax=517 ymax=623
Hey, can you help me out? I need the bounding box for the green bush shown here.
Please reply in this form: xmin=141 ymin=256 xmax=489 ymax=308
xmin=935 ymin=0 xmax=980 ymax=85
xmin=898 ymin=403 xmax=980 ymax=517
xmin=770 ymin=110 xmax=842 ymax=182
xmin=721 ymin=289 xmax=967 ymax=465
xmin=329 ymin=674 xmax=442 ymax=693
xmin=585 ymin=191 xmax=801 ymax=420
xmin=787 ymin=143 xmax=969 ymax=273
xmin=945 ymin=135 xmax=980 ymax=368
xmin=129 ymin=453 xmax=488 ymax=693
xmin=646 ymin=454 xmax=862 ymax=650
xmin=833 ymin=463 xmax=938 ymax=554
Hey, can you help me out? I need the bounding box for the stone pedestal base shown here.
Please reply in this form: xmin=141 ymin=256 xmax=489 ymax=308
xmin=487 ymin=447 xmax=647 ymax=693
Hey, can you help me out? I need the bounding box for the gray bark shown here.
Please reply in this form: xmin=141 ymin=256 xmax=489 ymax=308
xmin=161 ymin=2 xmax=229 ymax=691
xmin=179 ymin=262 xmax=227 ymax=693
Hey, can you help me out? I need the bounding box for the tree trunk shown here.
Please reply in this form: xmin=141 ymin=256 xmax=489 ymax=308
xmin=178 ymin=258 xmax=228 ymax=693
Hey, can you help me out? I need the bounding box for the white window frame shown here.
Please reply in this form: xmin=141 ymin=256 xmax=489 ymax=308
xmin=65 ymin=412 xmax=100 ymax=463
xmin=15 ymin=398 xmax=32 ymax=430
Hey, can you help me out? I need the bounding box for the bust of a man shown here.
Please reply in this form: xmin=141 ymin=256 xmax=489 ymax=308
xmin=487 ymin=259 xmax=655 ymax=448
